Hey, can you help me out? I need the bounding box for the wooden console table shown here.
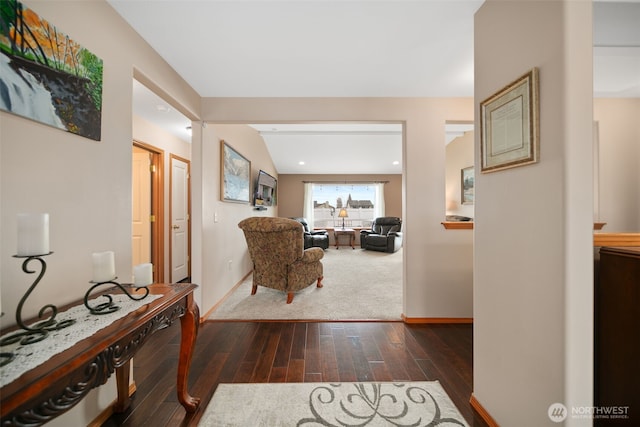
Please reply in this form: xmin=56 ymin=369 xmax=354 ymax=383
xmin=0 ymin=283 xmax=200 ymax=426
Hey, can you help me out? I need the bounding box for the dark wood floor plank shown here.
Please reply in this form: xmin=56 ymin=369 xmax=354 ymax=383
xmin=215 ymin=322 xmax=260 ymax=383
xmin=269 ymin=366 xmax=288 ymax=382
xmin=303 ymin=322 xmax=321 ymax=376
xmin=189 ymin=352 xmax=229 ymax=403
xmin=319 ymin=334 xmax=340 ymax=381
xmin=290 ymin=322 xmax=307 ymax=360
xmin=273 ymin=322 xmax=294 ymax=368
xmin=369 ymin=360 xmax=394 ymax=381
xmin=250 ymin=325 xmax=281 ymax=382
xmin=331 ymin=325 xmax=358 ymax=382
xmin=286 ymin=359 xmax=305 ymax=382
xmin=102 ymin=321 xmax=489 ymax=427
xmin=347 ymin=336 xmax=376 ymax=382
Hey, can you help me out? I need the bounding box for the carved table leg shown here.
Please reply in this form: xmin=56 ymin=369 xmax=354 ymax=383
xmin=177 ymin=294 xmax=201 ymax=412
xmin=114 ymin=360 xmax=131 ymax=412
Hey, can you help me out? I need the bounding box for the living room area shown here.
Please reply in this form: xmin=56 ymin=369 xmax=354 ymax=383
xmin=3 ymin=1 xmax=638 ymax=425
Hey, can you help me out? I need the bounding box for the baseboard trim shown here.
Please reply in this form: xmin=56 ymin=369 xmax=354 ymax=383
xmin=201 ymin=271 xmax=252 ymax=321
xmin=88 ymin=382 xmax=137 ymax=427
xmin=469 ymin=393 xmax=500 ymax=427
xmin=401 ymin=315 xmax=473 ymax=324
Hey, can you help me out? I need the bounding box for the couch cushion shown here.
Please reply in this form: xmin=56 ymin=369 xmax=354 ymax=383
xmin=367 ymin=235 xmax=390 ymax=246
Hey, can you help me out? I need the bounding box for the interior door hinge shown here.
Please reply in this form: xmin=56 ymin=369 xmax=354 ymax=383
xmin=150 ymin=164 xmax=156 ymax=173
xmin=150 ymin=215 xmax=156 ymax=223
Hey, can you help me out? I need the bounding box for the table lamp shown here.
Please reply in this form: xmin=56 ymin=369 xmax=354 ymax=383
xmin=338 ymin=208 xmax=348 ymax=229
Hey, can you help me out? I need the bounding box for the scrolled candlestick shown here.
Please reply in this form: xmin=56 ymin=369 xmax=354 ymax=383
xmin=84 ymin=278 xmax=150 ymax=315
xmin=0 ymin=253 xmax=76 ymax=347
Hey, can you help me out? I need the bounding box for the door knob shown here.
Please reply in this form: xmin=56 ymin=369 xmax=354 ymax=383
xmin=172 ymin=225 xmax=179 ymax=230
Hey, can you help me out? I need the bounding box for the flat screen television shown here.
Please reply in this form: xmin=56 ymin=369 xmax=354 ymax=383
xmin=254 ymin=170 xmax=277 ymax=208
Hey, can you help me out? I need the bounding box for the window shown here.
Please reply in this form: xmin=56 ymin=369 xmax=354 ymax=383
xmin=304 ymin=183 xmax=385 ymax=229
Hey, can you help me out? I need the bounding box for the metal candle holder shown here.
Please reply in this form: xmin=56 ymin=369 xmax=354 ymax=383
xmin=0 ymin=253 xmax=76 ymax=347
xmin=83 ymin=278 xmax=150 ymax=315
xmin=0 ymin=312 xmax=15 ymax=367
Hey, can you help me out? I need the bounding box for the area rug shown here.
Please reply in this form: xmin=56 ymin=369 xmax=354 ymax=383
xmin=208 ymin=248 xmax=402 ymax=321
xmin=198 ymin=381 xmax=469 ymax=427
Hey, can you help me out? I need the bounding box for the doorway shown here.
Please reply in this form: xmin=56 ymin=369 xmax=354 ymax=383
xmin=170 ymin=154 xmax=191 ymax=282
xmin=132 ymin=142 xmax=164 ymax=283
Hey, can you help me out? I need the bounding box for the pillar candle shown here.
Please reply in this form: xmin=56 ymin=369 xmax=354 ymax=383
xmin=133 ymin=263 xmax=153 ymax=287
xmin=92 ymin=251 xmax=115 ymax=283
xmin=17 ymin=213 xmax=50 ymax=256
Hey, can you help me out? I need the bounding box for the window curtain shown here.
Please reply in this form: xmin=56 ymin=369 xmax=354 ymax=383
xmin=374 ymin=182 xmax=385 ymax=218
xmin=303 ymin=182 xmax=314 ymax=228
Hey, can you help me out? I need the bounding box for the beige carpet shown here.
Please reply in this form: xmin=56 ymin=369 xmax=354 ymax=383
xmin=208 ymin=248 xmax=402 ymax=321
xmin=198 ymin=381 xmax=469 ymax=426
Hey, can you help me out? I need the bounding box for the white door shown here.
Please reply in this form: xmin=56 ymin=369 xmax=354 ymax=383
xmin=171 ymin=156 xmax=190 ymax=282
xmin=132 ymin=147 xmax=151 ymax=267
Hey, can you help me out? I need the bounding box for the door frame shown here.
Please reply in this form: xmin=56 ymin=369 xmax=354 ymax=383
xmin=170 ymin=154 xmax=191 ymax=282
xmin=133 ymin=140 xmax=164 ymax=283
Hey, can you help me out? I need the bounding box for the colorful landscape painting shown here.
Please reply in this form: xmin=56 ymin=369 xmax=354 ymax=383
xmin=0 ymin=0 xmax=103 ymax=140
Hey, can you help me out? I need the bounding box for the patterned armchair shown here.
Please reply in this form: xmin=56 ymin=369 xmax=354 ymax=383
xmin=238 ymin=217 xmax=324 ymax=304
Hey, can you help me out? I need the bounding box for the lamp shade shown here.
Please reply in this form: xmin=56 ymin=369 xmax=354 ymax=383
xmin=338 ymin=208 xmax=348 ymax=218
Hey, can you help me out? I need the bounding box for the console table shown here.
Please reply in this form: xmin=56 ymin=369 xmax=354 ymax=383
xmin=0 ymin=283 xmax=200 ymax=426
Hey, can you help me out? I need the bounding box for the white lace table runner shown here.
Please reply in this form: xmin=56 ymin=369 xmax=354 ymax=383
xmin=0 ymin=294 xmax=163 ymax=388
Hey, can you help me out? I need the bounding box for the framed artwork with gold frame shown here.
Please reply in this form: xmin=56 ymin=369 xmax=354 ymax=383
xmin=480 ymin=68 xmax=539 ymax=173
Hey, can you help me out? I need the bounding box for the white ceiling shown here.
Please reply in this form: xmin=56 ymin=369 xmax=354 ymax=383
xmin=122 ymin=1 xmax=640 ymax=174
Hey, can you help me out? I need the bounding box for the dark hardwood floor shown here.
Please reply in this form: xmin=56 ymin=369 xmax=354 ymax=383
xmin=102 ymin=320 xmax=488 ymax=426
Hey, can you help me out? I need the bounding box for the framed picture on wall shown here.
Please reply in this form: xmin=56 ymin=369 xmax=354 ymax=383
xmin=221 ymin=140 xmax=251 ymax=203
xmin=461 ymin=166 xmax=474 ymax=205
xmin=480 ymin=68 xmax=539 ymax=173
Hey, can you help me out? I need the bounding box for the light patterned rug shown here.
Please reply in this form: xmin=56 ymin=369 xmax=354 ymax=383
xmin=198 ymin=381 xmax=469 ymax=427
xmin=208 ymin=248 xmax=402 ymax=321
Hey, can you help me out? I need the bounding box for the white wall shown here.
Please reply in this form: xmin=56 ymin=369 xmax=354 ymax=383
xmin=473 ymin=1 xmax=593 ymax=426
xmin=594 ymin=98 xmax=640 ymax=232
xmin=198 ymin=98 xmax=475 ymax=319
xmin=0 ymin=1 xmax=200 ymax=425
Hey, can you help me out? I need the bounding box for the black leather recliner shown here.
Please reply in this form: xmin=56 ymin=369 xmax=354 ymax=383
xmin=291 ymin=217 xmax=329 ymax=250
xmin=360 ymin=217 xmax=403 ymax=253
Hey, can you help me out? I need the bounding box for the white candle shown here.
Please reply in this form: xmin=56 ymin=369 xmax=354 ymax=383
xmin=92 ymin=251 xmax=115 ymax=283
xmin=133 ymin=263 xmax=153 ymax=287
xmin=17 ymin=213 xmax=50 ymax=256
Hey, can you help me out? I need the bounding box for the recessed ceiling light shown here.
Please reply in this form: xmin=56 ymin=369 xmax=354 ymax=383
xmin=392 ymin=161 xmax=400 ymax=165
xmin=298 ymin=161 xmax=305 ymax=165
xmin=156 ymin=104 xmax=171 ymax=113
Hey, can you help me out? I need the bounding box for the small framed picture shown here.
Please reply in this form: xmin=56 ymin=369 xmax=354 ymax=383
xmin=480 ymin=68 xmax=539 ymax=173
xmin=461 ymin=166 xmax=474 ymax=205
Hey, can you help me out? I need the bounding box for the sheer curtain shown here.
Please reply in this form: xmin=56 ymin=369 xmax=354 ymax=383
xmin=303 ymin=182 xmax=314 ymax=228
xmin=374 ymin=182 xmax=385 ymax=218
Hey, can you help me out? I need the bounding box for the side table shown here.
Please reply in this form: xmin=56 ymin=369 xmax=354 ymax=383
xmin=334 ymin=228 xmax=356 ymax=249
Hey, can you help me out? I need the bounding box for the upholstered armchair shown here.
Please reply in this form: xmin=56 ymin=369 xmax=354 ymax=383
xmin=360 ymin=217 xmax=403 ymax=253
xmin=238 ymin=217 xmax=324 ymax=303
xmin=291 ymin=217 xmax=329 ymax=250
